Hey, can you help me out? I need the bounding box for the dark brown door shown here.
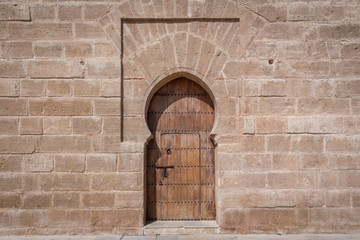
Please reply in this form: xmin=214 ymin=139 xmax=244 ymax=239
xmin=146 ymin=78 xmax=215 ymax=220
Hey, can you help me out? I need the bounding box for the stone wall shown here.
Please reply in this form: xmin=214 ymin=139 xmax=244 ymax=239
xmin=0 ymin=0 xmax=359 ymax=235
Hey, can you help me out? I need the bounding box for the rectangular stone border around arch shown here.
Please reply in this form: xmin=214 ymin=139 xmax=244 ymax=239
xmin=119 ymin=17 xmax=240 ymax=142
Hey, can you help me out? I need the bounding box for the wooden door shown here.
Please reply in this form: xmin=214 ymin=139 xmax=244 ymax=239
xmin=146 ymin=78 xmax=215 ymax=221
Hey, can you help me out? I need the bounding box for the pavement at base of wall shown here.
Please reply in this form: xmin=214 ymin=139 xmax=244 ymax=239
xmin=1 ymin=234 xmax=360 ymax=240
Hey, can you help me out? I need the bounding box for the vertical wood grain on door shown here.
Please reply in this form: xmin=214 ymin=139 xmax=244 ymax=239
xmin=147 ymin=78 xmax=215 ymax=220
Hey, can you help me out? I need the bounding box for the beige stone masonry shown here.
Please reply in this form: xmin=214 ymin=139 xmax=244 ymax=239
xmin=0 ymin=0 xmax=360 ymax=236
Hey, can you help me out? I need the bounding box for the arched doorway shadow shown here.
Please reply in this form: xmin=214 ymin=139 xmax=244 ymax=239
xmin=146 ymin=77 xmax=216 ymax=221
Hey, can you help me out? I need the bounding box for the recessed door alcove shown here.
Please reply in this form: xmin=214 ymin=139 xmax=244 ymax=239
xmin=146 ymin=77 xmax=216 ymax=221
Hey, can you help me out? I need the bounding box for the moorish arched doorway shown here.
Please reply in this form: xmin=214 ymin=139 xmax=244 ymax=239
xmin=146 ymin=77 xmax=215 ymax=221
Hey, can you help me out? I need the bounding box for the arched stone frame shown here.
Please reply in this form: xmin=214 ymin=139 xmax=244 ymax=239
xmin=98 ymin=0 xmax=270 ymax=228
xmin=142 ymin=68 xmax=220 ymax=223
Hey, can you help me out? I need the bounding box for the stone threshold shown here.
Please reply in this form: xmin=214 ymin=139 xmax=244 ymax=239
xmin=143 ymin=220 xmax=219 ymax=235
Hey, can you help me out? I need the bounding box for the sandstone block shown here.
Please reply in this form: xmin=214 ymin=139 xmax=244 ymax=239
xmin=75 ymin=23 xmax=106 ymax=39
xmin=243 ymin=118 xmax=255 ymax=134
xmin=319 ymin=24 xmax=360 ymax=40
xmin=272 ymin=154 xmax=299 ymax=171
xmin=217 ymin=98 xmax=237 ymax=116
xmin=32 ymin=4 xmax=55 ymax=20
xmin=40 ymin=174 xmax=90 ymax=191
xmin=29 ymin=99 xmax=92 ymax=116
xmin=0 ymin=193 xmax=21 ymax=208
xmin=93 ymin=136 xmax=121 ymax=153
xmin=246 ymin=190 xmax=276 ymax=208
xmin=325 ymin=136 xmax=360 ymax=152
xmin=275 ymin=60 xmax=330 ymax=78
xmin=82 ymin=192 xmax=115 ymax=208
xmin=86 ymin=154 xmax=116 ymax=172
xmin=103 ymin=117 xmax=120 ymax=135
xmin=246 ymin=209 xmax=296 ymax=227
xmin=268 ymin=172 xmax=296 ymax=189
xmin=256 ymin=4 xmax=287 ymax=22
xmin=73 ymin=80 xmax=100 ymax=97
xmin=291 ymin=135 xmax=324 ymax=153
xmin=239 ymin=61 xmax=273 ymax=78
xmin=260 ymin=23 xmax=304 ymax=40
xmin=338 ymin=171 xmax=360 ymax=188
xmin=0 ymin=175 xmax=22 ymax=191
xmin=94 ymin=42 xmax=118 ymax=57
xmin=91 ymin=210 xmax=142 ymax=227
xmin=326 ymin=190 xmax=350 ymax=207
xmin=218 ymin=189 xmax=245 ymax=209
xmin=123 ymin=99 xmax=144 ymax=115
xmin=278 ymin=42 xmax=307 ymax=59
xmin=268 ymin=135 xmax=291 ymax=152
xmin=298 ymin=98 xmax=350 ymax=114
xmin=0 ymin=60 xmax=26 ymax=78
xmin=35 ymin=136 xmax=91 ymax=153
xmin=336 ymin=80 xmax=360 ymax=97
xmin=243 ymin=136 xmax=265 ymax=152
xmin=94 ymin=98 xmax=120 ymax=116
xmin=319 ymin=171 xmax=338 ymax=188
xmin=352 ymin=191 xmax=360 ymax=207
xmin=301 ymin=154 xmax=327 ymax=169
xmin=8 ymin=23 xmax=72 ymax=40
xmin=314 ymin=80 xmax=334 ymax=97
xmin=116 ymin=191 xmax=143 ymax=209
xmin=0 ymin=22 xmax=7 ymax=39
xmin=221 ymin=172 xmax=266 ymax=189
xmin=243 ymin=154 xmax=271 ymax=171
xmin=0 ymin=99 xmax=26 ymax=116
xmin=47 ymin=80 xmax=71 ymax=97
xmin=0 ymin=79 xmax=19 ymax=97
xmin=297 ymin=190 xmax=324 ymax=207
xmin=0 ymin=155 xmax=23 ymax=172
xmin=43 ymin=117 xmax=71 ymax=134
xmin=24 ymin=154 xmax=53 ymax=172
xmin=1 ymin=42 xmax=33 ymax=59
xmin=0 ymin=3 xmax=30 ymax=20
xmin=91 ymin=173 xmax=142 ymax=191
xmin=54 ymin=154 xmax=85 ymax=173
xmin=311 ymin=116 xmax=344 ymax=134
xmin=0 ymin=136 xmax=34 ymax=153
xmin=287 ymin=117 xmax=312 ymax=133
xmin=20 ymin=117 xmax=43 ymax=135
xmin=20 ymin=80 xmax=45 ymax=97
xmin=87 ymin=60 xmax=120 ymax=78
xmin=256 ymin=117 xmax=287 ymax=134
xmin=53 ymin=192 xmax=80 ymax=208
xmin=84 ymin=4 xmax=110 ymax=20
xmin=341 ymin=43 xmax=360 ymax=58
xmin=298 ymin=171 xmax=318 ymax=189
xmin=118 ymin=153 xmax=142 ymax=172
xmin=28 ymin=60 xmax=84 ymax=79
xmin=259 ymin=98 xmax=295 ymax=115
xmin=275 ymin=190 xmax=296 ymax=207
xmin=23 ymin=193 xmax=51 ymax=209
xmin=34 ymin=42 xmax=62 ymax=58
xmin=102 ymin=80 xmax=121 ymax=97
xmin=288 ymin=79 xmax=312 ymax=97
xmin=0 ymin=118 xmax=18 ymax=134
xmin=328 ymin=154 xmax=358 ymax=170
xmin=352 ymin=99 xmax=360 ymax=114
xmin=73 ymin=117 xmax=101 ymax=134
xmin=22 ymin=175 xmax=39 ymax=192
xmin=48 ymin=210 xmax=91 ymax=227
xmin=332 ymin=60 xmax=360 ymax=77
xmin=65 ymin=42 xmax=92 ymax=58
xmin=58 ymin=4 xmax=82 ymax=21
xmin=220 ymin=209 xmax=245 ymax=228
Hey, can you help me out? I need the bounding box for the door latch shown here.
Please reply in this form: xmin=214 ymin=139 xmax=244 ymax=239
xmin=156 ymin=165 xmax=174 ymax=185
